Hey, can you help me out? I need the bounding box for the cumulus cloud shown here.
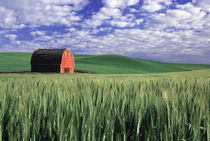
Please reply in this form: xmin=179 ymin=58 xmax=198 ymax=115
xmin=146 ymin=3 xmax=207 ymax=31
xmin=0 ymin=0 xmax=89 ymax=11
xmin=0 ymin=0 xmax=89 ymax=28
xmin=142 ymin=1 xmax=164 ymax=13
xmin=0 ymin=6 xmax=16 ymax=28
xmin=197 ymin=0 xmax=210 ymax=12
xmin=142 ymin=0 xmax=172 ymax=12
xmin=4 ymin=34 xmax=17 ymax=40
xmin=102 ymin=0 xmax=139 ymax=8
xmin=110 ymin=20 xmax=132 ymax=27
xmin=84 ymin=7 xmax=123 ymax=27
xmin=30 ymin=30 xmax=46 ymax=37
xmin=85 ymin=0 xmax=140 ymax=28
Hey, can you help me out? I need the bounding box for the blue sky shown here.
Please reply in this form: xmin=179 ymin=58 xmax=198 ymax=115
xmin=0 ymin=0 xmax=210 ymax=64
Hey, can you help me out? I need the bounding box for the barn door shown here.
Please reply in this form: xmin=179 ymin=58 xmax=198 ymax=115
xmin=64 ymin=68 xmax=70 ymax=73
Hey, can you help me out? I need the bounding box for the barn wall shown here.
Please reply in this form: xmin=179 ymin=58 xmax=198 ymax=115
xmin=61 ymin=49 xmax=74 ymax=73
xmin=31 ymin=65 xmax=61 ymax=73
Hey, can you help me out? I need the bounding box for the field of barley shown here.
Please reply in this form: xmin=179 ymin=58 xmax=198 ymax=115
xmin=0 ymin=70 xmax=209 ymax=140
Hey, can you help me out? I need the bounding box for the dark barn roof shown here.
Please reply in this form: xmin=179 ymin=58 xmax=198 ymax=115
xmin=31 ymin=49 xmax=67 ymax=65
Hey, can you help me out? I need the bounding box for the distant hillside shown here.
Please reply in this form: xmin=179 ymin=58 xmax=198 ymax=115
xmin=0 ymin=52 xmax=32 ymax=72
xmin=75 ymin=54 xmax=210 ymax=74
xmin=0 ymin=52 xmax=210 ymax=73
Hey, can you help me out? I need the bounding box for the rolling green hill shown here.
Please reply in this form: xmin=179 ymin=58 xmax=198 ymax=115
xmin=0 ymin=52 xmax=210 ymax=73
xmin=0 ymin=52 xmax=32 ymax=72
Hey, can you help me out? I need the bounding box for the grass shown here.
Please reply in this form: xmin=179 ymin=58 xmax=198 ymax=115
xmin=0 ymin=70 xmax=209 ymax=140
xmin=0 ymin=52 xmax=210 ymax=73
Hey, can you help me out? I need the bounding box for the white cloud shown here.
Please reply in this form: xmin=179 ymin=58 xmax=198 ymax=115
xmin=0 ymin=0 xmax=89 ymax=28
xmin=84 ymin=7 xmax=123 ymax=27
xmin=130 ymin=8 xmax=138 ymax=13
xmin=84 ymin=0 xmax=139 ymax=28
xmin=101 ymin=7 xmax=122 ymax=19
xmin=84 ymin=5 xmax=139 ymax=28
xmin=0 ymin=6 xmax=16 ymax=28
xmin=142 ymin=0 xmax=172 ymax=12
xmin=135 ymin=19 xmax=144 ymax=25
xmin=110 ymin=21 xmax=131 ymax=27
xmin=0 ymin=0 xmax=89 ymax=11
xmin=109 ymin=13 xmax=137 ymax=27
xmin=102 ymin=0 xmax=139 ymax=8
xmin=127 ymin=0 xmax=140 ymax=6
xmin=197 ymin=0 xmax=210 ymax=12
xmin=146 ymin=3 xmax=207 ymax=31
xmin=4 ymin=34 xmax=17 ymax=40
xmin=30 ymin=30 xmax=46 ymax=37
xmin=142 ymin=1 xmax=163 ymax=13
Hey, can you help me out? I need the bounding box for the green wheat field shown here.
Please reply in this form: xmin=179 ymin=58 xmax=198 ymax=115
xmin=0 ymin=70 xmax=209 ymax=140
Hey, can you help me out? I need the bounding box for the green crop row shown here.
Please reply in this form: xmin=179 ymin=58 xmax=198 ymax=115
xmin=0 ymin=70 xmax=209 ymax=140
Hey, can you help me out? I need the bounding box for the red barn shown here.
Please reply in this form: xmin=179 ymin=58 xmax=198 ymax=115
xmin=31 ymin=48 xmax=74 ymax=73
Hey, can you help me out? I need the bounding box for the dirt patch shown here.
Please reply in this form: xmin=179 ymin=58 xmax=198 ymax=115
xmin=0 ymin=71 xmax=31 ymax=74
xmin=74 ymin=70 xmax=90 ymax=74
